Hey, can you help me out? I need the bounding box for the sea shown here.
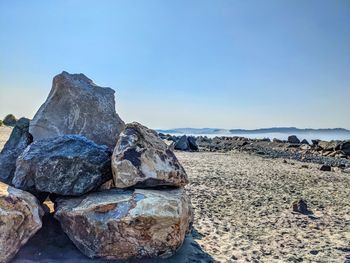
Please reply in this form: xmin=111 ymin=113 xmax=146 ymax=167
xmin=167 ymin=132 xmax=350 ymax=142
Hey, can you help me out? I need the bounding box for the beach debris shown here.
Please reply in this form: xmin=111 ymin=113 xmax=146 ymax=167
xmin=54 ymin=188 xmax=192 ymax=260
xmin=112 ymin=122 xmax=188 ymax=188
xmin=0 ymin=118 xmax=32 ymax=184
xmin=292 ymin=199 xmax=311 ymax=214
xmin=12 ymin=135 xmax=112 ymax=196
xmin=29 ymin=71 xmax=125 ymax=149
xmin=0 ymin=181 xmax=43 ymax=263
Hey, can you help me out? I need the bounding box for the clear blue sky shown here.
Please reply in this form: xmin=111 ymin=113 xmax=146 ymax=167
xmin=0 ymin=0 xmax=349 ymax=129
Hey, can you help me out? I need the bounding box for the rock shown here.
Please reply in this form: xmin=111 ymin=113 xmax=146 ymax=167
xmin=339 ymin=141 xmax=350 ymax=156
xmin=301 ymin=139 xmax=309 ymax=145
xmin=112 ymin=122 xmax=188 ymax=188
xmin=54 ymin=188 xmax=193 ymax=260
xmin=0 ymin=181 xmax=43 ymax=263
xmin=287 ymin=135 xmax=300 ymax=144
xmin=292 ymin=199 xmax=311 ymax=214
xmin=273 ymin=138 xmax=283 ymax=143
xmin=311 ymin=139 xmax=320 ymax=146
xmin=187 ymin=136 xmax=199 ymax=151
xmin=0 ymin=118 xmax=32 ymax=184
xmin=318 ymin=140 xmax=340 ymax=151
xmin=300 ymin=144 xmax=311 ymax=151
xmin=12 ymin=135 xmax=112 ymax=196
xmin=174 ymin=135 xmax=189 ymax=151
xmin=2 ymin=114 xmax=17 ymax=127
xmin=320 ymin=165 xmax=332 ymax=171
xmin=29 ymin=71 xmax=125 ymax=149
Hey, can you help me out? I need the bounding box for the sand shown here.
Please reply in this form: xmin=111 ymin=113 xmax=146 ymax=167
xmin=1 ymin=126 xmax=350 ymax=262
xmin=178 ymin=151 xmax=350 ymax=262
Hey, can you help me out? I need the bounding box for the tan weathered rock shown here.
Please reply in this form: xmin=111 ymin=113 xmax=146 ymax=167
xmin=0 ymin=182 xmax=43 ymax=263
xmin=54 ymin=188 xmax=192 ymax=260
xmin=112 ymin=122 xmax=188 ymax=188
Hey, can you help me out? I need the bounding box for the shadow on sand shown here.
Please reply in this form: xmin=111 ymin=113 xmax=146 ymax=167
xmin=13 ymin=213 xmax=216 ymax=263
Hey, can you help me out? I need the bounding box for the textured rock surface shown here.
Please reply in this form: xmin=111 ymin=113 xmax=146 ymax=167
xmin=112 ymin=122 xmax=188 ymax=188
xmin=54 ymin=188 xmax=192 ymax=260
xmin=0 ymin=181 xmax=43 ymax=263
xmin=29 ymin=71 xmax=125 ymax=149
xmin=12 ymin=135 xmax=112 ymax=196
xmin=0 ymin=118 xmax=32 ymax=184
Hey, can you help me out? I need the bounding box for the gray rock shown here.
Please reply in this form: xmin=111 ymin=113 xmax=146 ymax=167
xmin=292 ymin=199 xmax=311 ymax=215
xmin=318 ymin=140 xmax=340 ymax=151
xmin=287 ymin=135 xmax=300 ymax=144
xmin=112 ymin=122 xmax=188 ymax=188
xmin=29 ymin=71 xmax=125 ymax=149
xmin=12 ymin=135 xmax=112 ymax=196
xmin=54 ymin=188 xmax=193 ymax=260
xmin=174 ymin=135 xmax=189 ymax=151
xmin=301 ymin=139 xmax=309 ymax=145
xmin=0 ymin=118 xmax=32 ymax=184
xmin=0 ymin=181 xmax=44 ymax=263
xmin=188 ymin=136 xmax=199 ymax=151
xmin=339 ymin=141 xmax=350 ymax=156
xmin=2 ymin=114 xmax=17 ymax=127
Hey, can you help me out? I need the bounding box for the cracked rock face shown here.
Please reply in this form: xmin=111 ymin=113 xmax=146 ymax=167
xmin=54 ymin=188 xmax=192 ymax=260
xmin=29 ymin=71 xmax=125 ymax=149
xmin=12 ymin=135 xmax=112 ymax=196
xmin=112 ymin=122 xmax=188 ymax=188
xmin=0 ymin=181 xmax=43 ymax=263
xmin=0 ymin=118 xmax=32 ymax=185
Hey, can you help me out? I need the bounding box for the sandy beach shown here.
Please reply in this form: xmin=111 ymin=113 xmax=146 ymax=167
xmin=1 ymin=126 xmax=350 ymax=262
xmin=179 ymin=151 xmax=350 ymax=262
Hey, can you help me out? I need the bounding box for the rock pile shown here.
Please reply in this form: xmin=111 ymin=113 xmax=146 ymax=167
xmin=0 ymin=71 xmax=192 ymax=262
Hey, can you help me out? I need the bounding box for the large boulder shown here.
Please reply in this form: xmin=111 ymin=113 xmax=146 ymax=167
xmin=187 ymin=136 xmax=199 ymax=151
xmin=2 ymin=114 xmax=17 ymax=127
xmin=339 ymin=141 xmax=350 ymax=156
xmin=287 ymin=135 xmax=300 ymax=144
xmin=112 ymin=122 xmax=188 ymax=188
xmin=0 ymin=181 xmax=43 ymax=263
xmin=29 ymin=71 xmax=125 ymax=149
xmin=54 ymin=188 xmax=192 ymax=260
xmin=174 ymin=135 xmax=189 ymax=151
xmin=12 ymin=135 xmax=112 ymax=196
xmin=0 ymin=118 xmax=32 ymax=184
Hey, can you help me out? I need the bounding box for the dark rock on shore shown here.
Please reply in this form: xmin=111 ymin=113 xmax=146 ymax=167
xmin=0 ymin=118 xmax=32 ymax=184
xmin=320 ymin=165 xmax=332 ymax=171
xmin=13 ymin=135 xmax=112 ymax=196
xmin=292 ymin=199 xmax=311 ymax=215
xmin=301 ymin=139 xmax=309 ymax=145
xmin=29 ymin=71 xmax=125 ymax=149
xmin=112 ymin=122 xmax=188 ymax=188
xmin=288 ymin=135 xmax=300 ymax=144
xmin=175 ymin=135 xmax=190 ymax=150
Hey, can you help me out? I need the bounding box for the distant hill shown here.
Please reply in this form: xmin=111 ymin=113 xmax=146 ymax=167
xmin=156 ymin=127 xmax=350 ymax=135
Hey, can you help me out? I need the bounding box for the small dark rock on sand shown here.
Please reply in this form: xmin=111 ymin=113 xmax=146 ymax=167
xmin=320 ymin=165 xmax=332 ymax=171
